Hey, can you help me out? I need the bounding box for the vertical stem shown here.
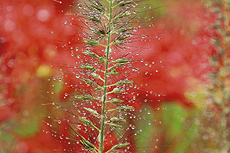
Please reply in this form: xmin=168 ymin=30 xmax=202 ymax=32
xmin=99 ymin=0 xmax=113 ymax=152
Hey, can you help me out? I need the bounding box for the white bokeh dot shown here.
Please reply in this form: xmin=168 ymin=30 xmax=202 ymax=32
xmin=36 ymin=9 xmax=50 ymax=22
xmin=4 ymin=20 xmax=15 ymax=32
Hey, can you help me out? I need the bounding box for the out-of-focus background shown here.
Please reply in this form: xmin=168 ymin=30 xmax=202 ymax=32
xmin=0 ymin=0 xmax=229 ymax=152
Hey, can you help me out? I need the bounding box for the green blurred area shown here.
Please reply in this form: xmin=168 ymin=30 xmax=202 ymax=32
xmin=134 ymin=103 xmax=199 ymax=153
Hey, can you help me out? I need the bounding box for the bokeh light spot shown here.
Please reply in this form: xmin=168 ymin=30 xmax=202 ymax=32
xmin=36 ymin=9 xmax=50 ymax=22
xmin=23 ymin=5 xmax=34 ymax=16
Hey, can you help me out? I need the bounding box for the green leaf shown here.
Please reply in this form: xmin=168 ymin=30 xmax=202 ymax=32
xmin=79 ymin=63 xmax=95 ymax=71
xmin=116 ymin=33 xmax=133 ymax=41
xmin=110 ymin=68 xmax=119 ymax=75
xmin=99 ymin=56 xmax=106 ymax=63
xmin=107 ymin=122 xmax=122 ymax=128
xmin=112 ymin=58 xmax=132 ymax=67
xmin=84 ymin=107 xmax=100 ymax=116
xmin=91 ymin=5 xmax=104 ymax=12
xmin=81 ymin=78 xmax=97 ymax=86
xmin=108 ymin=106 xmax=134 ymax=112
xmin=110 ymin=117 xmax=120 ymax=122
xmin=82 ymin=51 xmax=99 ymax=58
xmin=77 ymin=116 xmax=100 ymax=131
xmin=117 ymin=1 xmax=133 ymax=6
xmin=77 ymin=117 xmax=92 ymax=125
xmin=95 ymin=86 xmax=103 ymax=91
xmin=116 ymin=80 xmax=133 ymax=86
xmin=75 ymin=95 xmax=94 ymax=100
xmin=112 ymin=142 xmax=130 ymax=149
xmin=90 ymin=27 xmax=106 ymax=36
xmin=111 ymin=88 xmax=125 ymax=93
xmin=80 ymin=136 xmax=95 ymax=150
xmin=112 ymin=40 xmax=123 ymax=45
xmin=90 ymin=73 xmax=101 ymax=79
xmin=106 ymin=142 xmax=130 ymax=153
xmin=110 ymin=98 xmax=124 ymax=103
xmin=83 ymin=39 xmax=99 ymax=46
xmin=114 ymin=58 xmax=132 ymax=64
xmin=117 ymin=27 xmax=134 ymax=33
xmin=86 ymin=15 xmax=102 ymax=23
xmin=113 ymin=12 xmax=127 ymax=20
xmin=110 ymin=117 xmax=126 ymax=122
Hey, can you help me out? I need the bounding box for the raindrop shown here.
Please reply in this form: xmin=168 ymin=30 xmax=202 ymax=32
xmin=76 ymin=74 xmax=80 ymax=78
xmin=141 ymin=34 xmax=146 ymax=38
xmin=78 ymin=3 xmax=83 ymax=9
xmin=131 ymin=125 xmax=135 ymax=129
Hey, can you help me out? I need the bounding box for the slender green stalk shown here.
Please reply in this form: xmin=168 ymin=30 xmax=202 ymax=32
xmin=99 ymin=0 xmax=113 ymax=152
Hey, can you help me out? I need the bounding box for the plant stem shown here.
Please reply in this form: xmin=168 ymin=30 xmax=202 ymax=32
xmin=99 ymin=0 xmax=113 ymax=152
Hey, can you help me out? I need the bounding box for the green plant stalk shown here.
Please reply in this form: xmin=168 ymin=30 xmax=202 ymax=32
xmin=99 ymin=0 xmax=113 ymax=152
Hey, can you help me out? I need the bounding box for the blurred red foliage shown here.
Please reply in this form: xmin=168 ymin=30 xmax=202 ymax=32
xmin=0 ymin=0 xmax=76 ymax=152
xmin=130 ymin=0 xmax=215 ymax=108
xmin=0 ymin=0 xmax=75 ymax=122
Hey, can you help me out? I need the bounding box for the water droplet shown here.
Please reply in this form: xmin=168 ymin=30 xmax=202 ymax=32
xmin=131 ymin=125 xmax=135 ymax=129
xmin=141 ymin=34 xmax=146 ymax=38
xmin=133 ymin=95 xmax=136 ymax=100
xmin=132 ymin=2 xmax=137 ymax=8
xmin=78 ymin=3 xmax=83 ymax=9
xmin=76 ymin=74 xmax=80 ymax=78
